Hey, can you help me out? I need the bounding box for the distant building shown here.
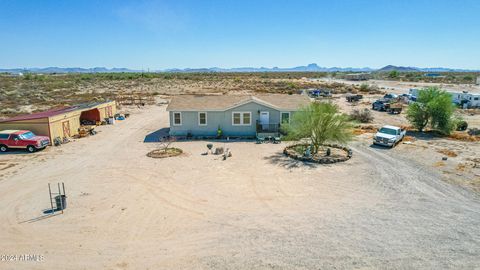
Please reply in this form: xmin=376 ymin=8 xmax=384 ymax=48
xmin=476 ymin=76 xmax=480 ymax=85
xmin=424 ymin=73 xmax=445 ymax=78
xmin=344 ymin=73 xmax=370 ymax=81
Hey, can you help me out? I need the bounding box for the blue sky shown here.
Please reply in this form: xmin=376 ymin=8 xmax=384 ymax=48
xmin=1 ymin=0 xmax=479 ymax=69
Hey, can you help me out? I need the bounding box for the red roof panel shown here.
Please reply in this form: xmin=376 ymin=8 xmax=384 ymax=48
xmin=0 ymin=106 xmax=77 ymax=123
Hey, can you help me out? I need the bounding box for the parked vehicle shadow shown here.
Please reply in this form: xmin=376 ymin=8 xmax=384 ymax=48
xmin=264 ymin=151 xmax=317 ymax=169
xmin=369 ymin=144 xmax=392 ymax=150
xmin=0 ymin=148 xmax=46 ymax=155
xmin=143 ymin=128 xmax=170 ymax=143
xmin=0 ymin=151 xmax=28 ymax=155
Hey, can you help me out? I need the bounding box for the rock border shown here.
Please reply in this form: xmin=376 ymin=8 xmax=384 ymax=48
xmin=283 ymin=144 xmax=352 ymax=164
xmin=147 ymin=148 xmax=183 ymax=159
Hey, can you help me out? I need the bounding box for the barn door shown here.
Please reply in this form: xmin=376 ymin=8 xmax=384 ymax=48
xmin=108 ymin=106 xmax=113 ymax=117
xmin=62 ymin=121 xmax=71 ymax=138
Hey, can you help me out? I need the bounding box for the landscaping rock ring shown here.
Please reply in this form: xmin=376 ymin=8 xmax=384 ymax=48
xmin=147 ymin=148 xmax=183 ymax=158
xmin=283 ymin=144 xmax=352 ymax=164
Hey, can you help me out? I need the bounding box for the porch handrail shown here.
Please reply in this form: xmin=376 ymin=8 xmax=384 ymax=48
xmin=256 ymin=120 xmax=280 ymax=133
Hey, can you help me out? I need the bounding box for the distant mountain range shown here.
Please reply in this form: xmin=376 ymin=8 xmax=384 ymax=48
xmin=1 ymin=64 xmax=478 ymax=74
xmin=164 ymin=64 xmax=375 ymax=73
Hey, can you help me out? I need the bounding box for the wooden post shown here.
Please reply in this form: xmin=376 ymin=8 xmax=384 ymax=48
xmin=48 ymin=183 xmax=54 ymax=214
xmin=57 ymin=183 xmax=63 ymax=214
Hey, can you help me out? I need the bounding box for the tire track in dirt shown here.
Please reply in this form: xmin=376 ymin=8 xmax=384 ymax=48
xmin=352 ymin=143 xmax=480 ymax=213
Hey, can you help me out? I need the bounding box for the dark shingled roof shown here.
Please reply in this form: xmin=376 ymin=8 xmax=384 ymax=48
xmin=167 ymin=94 xmax=310 ymax=111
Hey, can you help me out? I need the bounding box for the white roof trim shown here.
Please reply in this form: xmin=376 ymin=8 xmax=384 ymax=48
xmin=223 ymin=97 xmax=280 ymax=111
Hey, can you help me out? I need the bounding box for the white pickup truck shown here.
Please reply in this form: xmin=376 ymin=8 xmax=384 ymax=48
xmin=373 ymin=125 xmax=406 ymax=148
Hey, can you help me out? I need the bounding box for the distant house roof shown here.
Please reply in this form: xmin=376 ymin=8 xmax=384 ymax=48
xmin=166 ymin=94 xmax=310 ymax=111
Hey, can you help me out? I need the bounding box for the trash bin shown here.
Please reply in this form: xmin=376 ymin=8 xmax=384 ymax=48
xmin=55 ymin=195 xmax=67 ymax=210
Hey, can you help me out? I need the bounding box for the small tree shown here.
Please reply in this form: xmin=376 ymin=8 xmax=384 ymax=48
xmin=158 ymin=136 xmax=176 ymax=153
xmin=388 ymin=70 xmax=399 ymax=78
xmin=283 ymin=102 xmax=354 ymax=154
xmin=406 ymin=87 xmax=456 ymax=134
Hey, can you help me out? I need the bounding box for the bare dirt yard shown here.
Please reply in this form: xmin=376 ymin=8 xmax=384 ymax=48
xmin=0 ymin=105 xmax=479 ymax=269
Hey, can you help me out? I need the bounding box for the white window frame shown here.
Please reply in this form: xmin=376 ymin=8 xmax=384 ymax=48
xmin=232 ymin=111 xmax=252 ymax=126
xmin=198 ymin=112 xmax=207 ymax=126
xmin=173 ymin=112 xmax=182 ymax=126
xmin=280 ymin=112 xmax=291 ymax=124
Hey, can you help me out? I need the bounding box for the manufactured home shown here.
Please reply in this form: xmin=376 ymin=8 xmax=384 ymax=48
xmin=166 ymin=95 xmax=310 ymax=138
xmin=344 ymin=73 xmax=370 ymax=81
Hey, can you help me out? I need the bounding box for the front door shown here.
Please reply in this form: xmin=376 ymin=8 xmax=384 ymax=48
xmin=259 ymin=111 xmax=269 ymax=129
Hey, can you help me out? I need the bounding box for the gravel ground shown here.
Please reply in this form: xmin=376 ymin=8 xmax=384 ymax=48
xmin=0 ymin=105 xmax=478 ymax=269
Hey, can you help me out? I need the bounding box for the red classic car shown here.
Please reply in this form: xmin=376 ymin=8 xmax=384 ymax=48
xmin=0 ymin=130 xmax=50 ymax=153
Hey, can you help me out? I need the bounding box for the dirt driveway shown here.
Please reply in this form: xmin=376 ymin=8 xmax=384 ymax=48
xmin=0 ymin=105 xmax=479 ymax=269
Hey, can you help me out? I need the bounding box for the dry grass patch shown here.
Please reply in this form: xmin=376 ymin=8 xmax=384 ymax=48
xmin=448 ymin=132 xmax=480 ymax=142
xmin=437 ymin=149 xmax=458 ymax=157
xmin=456 ymin=163 xmax=467 ymax=172
xmin=353 ymin=125 xmax=377 ymax=135
xmin=433 ymin=161 xmax=446 ymax=167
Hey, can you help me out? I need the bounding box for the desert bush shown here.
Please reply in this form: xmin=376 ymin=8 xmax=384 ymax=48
xmin=359 ymin=83 xmax=369 ymax=92
xmin=350 ymin=109 xmax=373 ymax=123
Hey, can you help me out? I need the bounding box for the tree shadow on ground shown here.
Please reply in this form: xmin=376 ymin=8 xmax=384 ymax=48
xmin=263 ymin=151 xmax=317 ymax=169
xmin=406 ymin=130 xmax=444 ymax=141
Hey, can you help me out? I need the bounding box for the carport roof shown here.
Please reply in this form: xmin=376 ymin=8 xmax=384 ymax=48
xmin=0 ymin=106 xmax=77 ymax=122
xmin=0 ymin=100 xmax=115 ymax=123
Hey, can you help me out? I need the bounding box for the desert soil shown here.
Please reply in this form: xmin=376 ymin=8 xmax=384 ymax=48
xmin=0 ymin=105 xmax=479 ymax=269
xmin=316 ymin=78 xmax=480 ymax=94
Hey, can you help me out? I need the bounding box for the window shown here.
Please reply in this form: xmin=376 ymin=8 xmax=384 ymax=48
xmin=281 ymin=112 xmax=290 ymax=124
xmin=0 ymin=134 xmax=9 ymax=139
xmin=379 ymin=127 xmax=397 ymax=135
xmin=19 ymin=131 xmax=35 ymax=140
xmin=243 ymin=112 xmax=251 ymax=125
xmin=232 ymin=112 xmax=251 ymax=125
xmin=198 ymin=112 xmax=207 ymax=125
xmin=233 ymin=113 xmax=241 ymax=125
xmin=173 ymin=112 xmax=182 ymax=126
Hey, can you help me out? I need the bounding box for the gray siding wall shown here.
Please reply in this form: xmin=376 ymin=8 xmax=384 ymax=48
xmin=168 ymin=101 xmax=295 ymax=137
